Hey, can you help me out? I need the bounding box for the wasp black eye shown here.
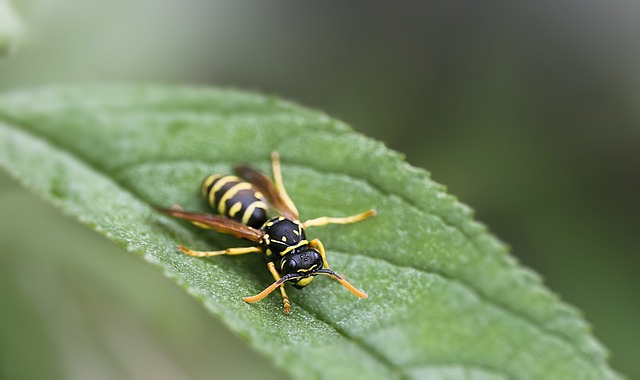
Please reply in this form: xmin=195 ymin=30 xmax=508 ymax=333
xmin=281 ymin=257 xmax=299 ymax=276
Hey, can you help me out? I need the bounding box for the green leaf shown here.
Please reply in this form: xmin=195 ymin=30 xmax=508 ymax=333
xmin=0 ymin=85 xmax=620 ymax=379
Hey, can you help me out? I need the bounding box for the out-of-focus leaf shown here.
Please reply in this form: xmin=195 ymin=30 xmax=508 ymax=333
xmin=0 ymin=0 xmax=26 ymax=56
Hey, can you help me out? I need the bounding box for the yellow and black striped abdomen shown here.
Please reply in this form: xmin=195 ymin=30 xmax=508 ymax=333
xmin=201 ymin=175 xmax=269 ymax=228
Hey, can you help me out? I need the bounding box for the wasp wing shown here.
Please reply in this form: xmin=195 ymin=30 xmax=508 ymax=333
xmin=158 ymin=208 xmax=263 ymax=242
xmin=235 ymin=165 xmax=299 ymax=220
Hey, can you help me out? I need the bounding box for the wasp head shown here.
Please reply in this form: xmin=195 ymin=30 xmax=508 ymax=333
xmin=279 ymin=247 xmax=324 ymax=288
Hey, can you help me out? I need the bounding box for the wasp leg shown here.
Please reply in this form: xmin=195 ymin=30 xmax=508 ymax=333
xmin=177 ymin=245 xmax=261 ymax=257
xmin=271 ymin=151 xmax=299 ymax=218
xmin=243 ymin=262 xmax=291 ymax=313
xmin=267 ymin=261 xmax=291 ymax=314
xmin=309 ymin=239 xmax=330 ymax=269
xmin=302 ymin=209 xmax=376 ymax=229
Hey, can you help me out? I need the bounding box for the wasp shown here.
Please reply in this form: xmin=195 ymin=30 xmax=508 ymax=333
xmin=159 ymin=152 xmax=375 ymax=314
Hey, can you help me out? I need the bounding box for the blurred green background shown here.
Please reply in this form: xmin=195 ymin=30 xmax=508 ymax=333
xmin=1 ymin=1 xmax=638 ymax=379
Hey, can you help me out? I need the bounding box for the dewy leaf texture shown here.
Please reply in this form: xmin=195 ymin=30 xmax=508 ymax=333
xmin=0 ymin=85 xmax=620 ymax=379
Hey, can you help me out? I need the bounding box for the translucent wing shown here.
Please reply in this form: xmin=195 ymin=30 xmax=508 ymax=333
xmin=235 ymin=165 xmax=299 ymax=220
xmin=158 ymin=208 xmax=263 ymax=242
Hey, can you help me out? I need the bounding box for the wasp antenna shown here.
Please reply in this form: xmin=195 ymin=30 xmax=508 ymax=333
xmin=243 ymin=274 xmax=296 ymax=303
xmin=317 ymin=269 xmax=368 ymax=299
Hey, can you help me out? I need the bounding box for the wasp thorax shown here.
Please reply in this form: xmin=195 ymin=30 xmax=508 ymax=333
xmin=261 ymin=217 xmax=307 ymax=255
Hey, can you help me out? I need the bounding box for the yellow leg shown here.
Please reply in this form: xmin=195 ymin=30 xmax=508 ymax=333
xmin=243 ymin=262 xmax=294 ymax=313
xmin=271 ymin=151 xmax=299 ymax=218
xmin=303 ymin=209 xmax=376 ymax=229
xmin=266 ymin=261 xmax=291 ymax=314
xmin=309 ymin=239 xmax=330 ymax=269
xmin=177 ymin=245 xmax=261 ymax=257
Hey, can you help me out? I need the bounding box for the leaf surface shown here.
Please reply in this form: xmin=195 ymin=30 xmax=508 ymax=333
xmin=0 ymin=85 xmax=620 ymax=379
